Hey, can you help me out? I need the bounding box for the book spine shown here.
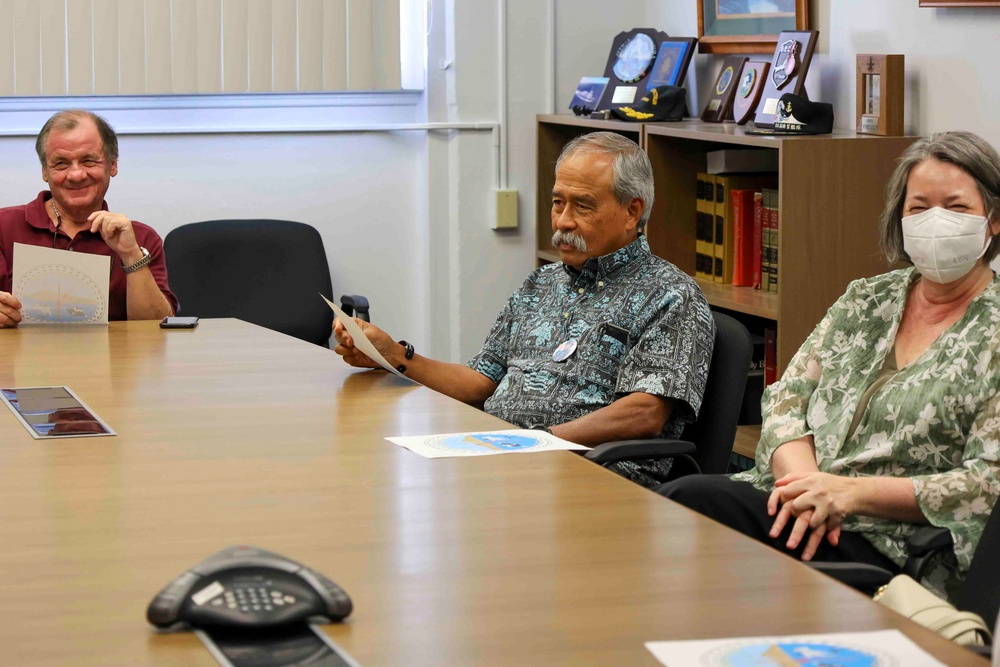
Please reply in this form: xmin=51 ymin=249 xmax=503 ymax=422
xmin=732 ymin=189 xmax=744 ymax=286
xmin=695 ymin=174 xmax=714 ymax=281
xmin=764 ymin=326 xmax=777 ymax=386
xmin=762 ymin=189 xmax=775 ymax=293
xmin=770 ymin=190 xmax=779 ymax=294
xmin=752 ymin=191 xmax=763 ymax=290
xmin=713 ymin=179 xmax=725 ymax=283
xmin=732 ymin=189 xmax=755 ymax=287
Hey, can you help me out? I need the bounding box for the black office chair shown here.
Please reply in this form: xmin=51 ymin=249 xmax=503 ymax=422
xmin=164 ymin=219 xmax=369 ymax=347
xmin=585 ymin=311 xmax=753 ymax=482
xmin=811 ymin=501 xmax=1000 ymax=632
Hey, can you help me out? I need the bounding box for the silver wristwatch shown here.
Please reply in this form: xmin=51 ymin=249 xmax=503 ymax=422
xmin=122 ymin=247 xmax=152 ymax=274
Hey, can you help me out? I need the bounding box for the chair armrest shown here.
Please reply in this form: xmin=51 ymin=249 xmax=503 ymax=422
xmin=906 ymin=525 xmax=953 ymax=557
xmin=340 ymin=295 xmax=370 ymax=322
xmin=807 ymin=562 xmax=895 ymax=596
xmin=585 ymin=439 xmax=696 ymax=464
xmin=902 ymin=526 xmax=954 ymax=582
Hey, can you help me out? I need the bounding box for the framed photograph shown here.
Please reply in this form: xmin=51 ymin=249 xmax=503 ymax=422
xmin=697 ymin=0 xmax=810 ymax=55
xmin=568 ymin=76 xmax=611 ymax=113
xmin=919 ymin=1 xmax=1000 ymax=5
xmin=647 ymin=38 xmax=698 ymax=90
xmin=856 ymin=54 xmax=904 ymax=136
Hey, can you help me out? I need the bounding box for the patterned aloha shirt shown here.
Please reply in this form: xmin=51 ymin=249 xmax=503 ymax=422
xmin=734 ymin=268 xmax=1000 ymax=599
xmin=467 ymin=235 xmax=715 ymax=487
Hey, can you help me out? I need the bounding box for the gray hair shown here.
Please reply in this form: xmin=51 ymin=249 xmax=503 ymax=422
xmin=555 ymin=131 xmax=654 ymax=229
xmin=879 ymin=130 xmax=1000 ymax=264
xmin=36 ymin=109 xmax=119 ymax=166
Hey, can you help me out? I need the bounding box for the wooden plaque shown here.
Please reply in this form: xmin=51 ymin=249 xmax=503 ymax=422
xmin=701 ymin=55 xmax=748 ymax=122
xmin=599 ymin=28 xmax=671 ymax=110
xmin=856 ymin=54 xmax=904 ymax=136
xmin=753 ymin=30 xmax=819 ymax=128
xmin=733 ymin=61 xmax=770 ymax=126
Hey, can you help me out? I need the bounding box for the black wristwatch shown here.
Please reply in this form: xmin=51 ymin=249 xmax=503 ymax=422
xmin=395 ymin=340 xmax=415 ymax=374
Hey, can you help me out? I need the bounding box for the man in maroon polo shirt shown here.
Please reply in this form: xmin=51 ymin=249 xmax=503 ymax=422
xmin=0 ymin=110 xmax=177 ymax=327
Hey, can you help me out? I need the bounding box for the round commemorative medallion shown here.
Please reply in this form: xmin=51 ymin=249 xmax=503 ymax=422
xmin=716 ymin=66 xmax=735 ymax=95
xmin=612 ymin=33 xmax=657 ymax=84
xmin=739 ymin=68 xmax=756 ymax=98
xmin=552 ymin=339 xmax=578 ymax=363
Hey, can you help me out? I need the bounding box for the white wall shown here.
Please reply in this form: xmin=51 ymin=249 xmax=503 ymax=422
xmin=0 ymin=98 xmax=432 ymax=346
xmin=3 ymin=0 xmax=1000 ymax=362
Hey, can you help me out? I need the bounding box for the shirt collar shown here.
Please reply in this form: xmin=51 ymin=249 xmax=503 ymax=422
xmin=562 ymin=234 xmax=649 ymax=285
xmin=26 ymin=190 xmax=110 ymax=234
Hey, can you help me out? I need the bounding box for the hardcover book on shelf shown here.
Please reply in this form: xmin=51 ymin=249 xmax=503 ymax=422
xmin=752 ymin=191 xmax=764 ymax=290
xmin=713 ymin=174 xmax=778 ymax=285
xmin=770 ymin=191 xmax=780 ymax=293
xmin=695 ymin=173 xmax=716 ymax=281
xmin=761 ymin=188 xmax=778 ymax=292
xmin=760 ymin=188 xmax=779 ymax=293
xmin=731 ymin=188 xmax=757 ymax=287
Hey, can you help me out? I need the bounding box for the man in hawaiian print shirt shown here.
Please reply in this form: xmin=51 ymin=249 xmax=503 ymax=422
xmin=334 ymin=132 xmax=714 ymax=488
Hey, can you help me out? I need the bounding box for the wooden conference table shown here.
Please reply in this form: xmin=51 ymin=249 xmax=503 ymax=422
xmin=0 ymin=319 xmax=986 ymax=666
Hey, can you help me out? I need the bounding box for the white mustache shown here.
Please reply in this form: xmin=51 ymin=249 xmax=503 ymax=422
xmin=552 ymin=230 xmax=587 ymax=252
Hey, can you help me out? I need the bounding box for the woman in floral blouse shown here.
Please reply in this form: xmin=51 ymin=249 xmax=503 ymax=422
xmin=661 ymin=131 xmax=1000 ymax=599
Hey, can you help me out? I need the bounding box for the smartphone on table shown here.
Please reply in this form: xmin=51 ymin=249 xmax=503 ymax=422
xmin=160 ymin=316 xmax=200 ymax=329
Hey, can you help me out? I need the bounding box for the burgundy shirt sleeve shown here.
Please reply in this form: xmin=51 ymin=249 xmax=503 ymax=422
xmin=131 ymin=221 xmax=179 ymax=315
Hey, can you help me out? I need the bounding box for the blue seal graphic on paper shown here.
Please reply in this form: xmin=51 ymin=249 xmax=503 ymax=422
xmin=709 ymin=642 xmax=886 ymax=667
xmin=15 ymin=264 xmax=106 ymax=323
xmin=426 ymin=433 xmax=544 ymax=454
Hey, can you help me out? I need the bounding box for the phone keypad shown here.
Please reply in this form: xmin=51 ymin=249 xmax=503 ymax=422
xmin=221 ymin=583 xmax=298 ymax=614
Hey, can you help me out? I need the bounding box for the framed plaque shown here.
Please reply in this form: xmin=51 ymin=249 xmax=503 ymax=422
xmin=701 ymin=55 xmax=748 ymax=122
xmin=733 ymin=61 xmax=770 ymax=126
xmin=647 ymin=37 xmax=698 ymax=90
xmin=599 ymin=28 xmax=671 ymax=109
xmin=753 ymin=30 xmax=819 ymax=128
xmin=856 ymin=54 xmax=904 ymax=136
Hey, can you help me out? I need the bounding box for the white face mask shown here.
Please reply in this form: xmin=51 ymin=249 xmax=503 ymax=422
xmin=901 ymin=207 xmax=991 ymax=284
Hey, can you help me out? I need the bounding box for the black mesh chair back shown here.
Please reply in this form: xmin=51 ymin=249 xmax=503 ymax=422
xmin=165 ymin=220 xmax=334 ymax=347
xmin=681 ymin=311 xmax=753 ymax=474
xmin=957 ymin=503 xmax=1000 ymax=627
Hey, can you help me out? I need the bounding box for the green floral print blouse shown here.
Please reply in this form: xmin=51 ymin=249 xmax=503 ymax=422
xmin=733 ymin=268 xmax=1000 ymax=598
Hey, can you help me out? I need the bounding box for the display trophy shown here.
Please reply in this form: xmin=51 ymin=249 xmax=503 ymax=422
xmin=701 ymin=55 xmax=747 ymax=122
xmin=733 ymin=60 xmax=770 ymax=126
xmin=856 ymin=54 xmax=904 ymax=136
xmin=752 ymin=30 xmax=819 ymax=128
xmin=598 ymin=28 xmax=671 ymax=110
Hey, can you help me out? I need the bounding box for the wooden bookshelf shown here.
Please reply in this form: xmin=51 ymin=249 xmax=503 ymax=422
xmin=733 ymin=424 xmax=761 ymax=460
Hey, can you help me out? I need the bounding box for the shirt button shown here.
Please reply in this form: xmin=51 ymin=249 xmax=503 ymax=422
xmin=577 ymin=288 xmax=585 ymax=294
xmin=564 ymin=312 xmax=569 ymax=319
xmin=597 ymin=281 xmax=604 ymax=288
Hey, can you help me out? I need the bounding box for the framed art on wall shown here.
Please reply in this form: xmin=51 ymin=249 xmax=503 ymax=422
xmin=697 ymin=0 xmax=810 ymax=54
xmin=919 ymin=1 xmax=1000 ymax=6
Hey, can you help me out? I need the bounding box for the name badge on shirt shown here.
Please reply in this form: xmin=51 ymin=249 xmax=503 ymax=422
xmin=553 ymin=339 xmax=578 ymax=362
